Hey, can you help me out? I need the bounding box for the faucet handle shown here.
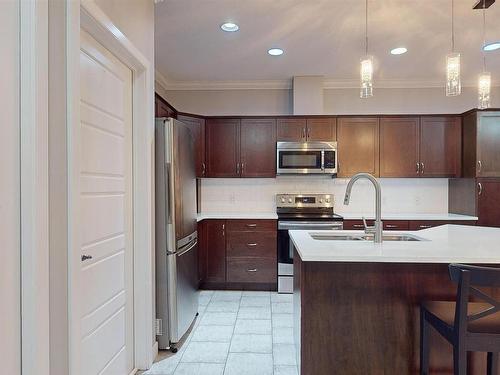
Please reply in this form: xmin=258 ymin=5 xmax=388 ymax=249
xmin=362 ymin=217 xmax=375 ymax=234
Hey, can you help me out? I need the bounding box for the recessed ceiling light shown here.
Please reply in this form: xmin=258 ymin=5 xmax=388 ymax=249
xmin=268 ymin=48 xmax=284 ymax=56
xmin=220 ymin=22 xmax=239 ymax=32
xmin=483 ymin=42 xmax=500 ymax=51
xmin=390 ymin=47 xmax=407 ymax=55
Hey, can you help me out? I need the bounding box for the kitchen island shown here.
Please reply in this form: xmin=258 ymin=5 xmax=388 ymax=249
xmin=290 ymin=225 xmax=500 ymax=375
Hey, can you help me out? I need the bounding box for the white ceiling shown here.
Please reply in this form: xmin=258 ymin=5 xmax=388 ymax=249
xmin=154 ymin=0 xmax=500 ymax=88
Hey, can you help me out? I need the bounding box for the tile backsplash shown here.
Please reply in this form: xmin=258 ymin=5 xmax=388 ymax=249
xmin=200 ymin=177 xmax=448 ymax=215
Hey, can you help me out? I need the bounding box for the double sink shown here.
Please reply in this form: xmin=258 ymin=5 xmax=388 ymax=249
xmin=310 ymin=232 xmax=428 ymax=242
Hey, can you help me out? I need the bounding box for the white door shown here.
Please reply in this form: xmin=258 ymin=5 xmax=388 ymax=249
xmin=79 ymin=30 xmax=134 ymax=375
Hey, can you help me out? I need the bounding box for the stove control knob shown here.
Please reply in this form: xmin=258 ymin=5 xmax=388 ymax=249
xmin=280 ymin=197 xmax=286 ymax=203
xmin=319 ymin=199 xmax=323 ymax=203
xmin=288 ymin=198 xmax=293 ymax=203
xmin=326 ymin=198 xmax=331 ymax=203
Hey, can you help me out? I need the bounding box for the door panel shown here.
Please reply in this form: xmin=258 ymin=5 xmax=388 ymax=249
xmin=240 ymin=118 xmax=276 ymax=177
xmin=477 ymin=113 xmax=500 ymax=177
xmin=306 ymin=118 xmax=336 ymax=141
xmin=380 ymin=117 xmax=419 ymax=177
xmin=206 ymin=119 xmax=240 ymax=177
xmin=80 ymin=30 xmax=134 ymax=374
xmin=177 ymin=114 xmax=206 ymax=177
xmin=337 ymin=117 xmax=380 ymax=177
xmin=477 ymin=179 xmax=500 ymax=227
xmin=204 ymin=220 xmax=226 ymax=282
xmin=420 ymin=116 xmax=461 ymax=177
xmin=277 ymin=118 xmax=306 ymax=141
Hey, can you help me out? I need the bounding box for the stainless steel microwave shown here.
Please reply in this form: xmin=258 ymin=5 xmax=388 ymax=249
xmin=276 ymin=141 xmax=338 ymax=175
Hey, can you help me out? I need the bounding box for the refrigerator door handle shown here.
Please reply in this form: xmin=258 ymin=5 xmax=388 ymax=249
xmin=165 ymin=162 xmax=172 ymax=224
xmin=176 ymin=238 xmax=198 ymax=257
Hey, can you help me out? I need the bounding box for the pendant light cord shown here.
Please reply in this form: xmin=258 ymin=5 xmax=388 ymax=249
xmin=451 ymin=0 xmax=455 ymax=52
xmin=365 ymin=0 xmax=368 ymax=56
xmin=482 ymin=0 xmax=486 ymax=71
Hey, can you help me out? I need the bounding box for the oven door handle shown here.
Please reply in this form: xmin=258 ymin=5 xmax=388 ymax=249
xmin=278 ymin=222 xmax=344 ymax=230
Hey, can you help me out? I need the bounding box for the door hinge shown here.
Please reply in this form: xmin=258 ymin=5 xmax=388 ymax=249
xmin=155 ymin=318 xmax=163 ymax=336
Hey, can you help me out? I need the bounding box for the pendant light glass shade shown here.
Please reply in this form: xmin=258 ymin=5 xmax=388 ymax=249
xmin=446 ymin=53 xmax=461 ymax=96
xmin=360 ymin=56 xmax=373 ymax=98
xmin=478 ymin=72 xmax=491 ymax=109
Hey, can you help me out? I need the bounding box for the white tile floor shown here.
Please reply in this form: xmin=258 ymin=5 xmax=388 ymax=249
xmin=143 ymin=290 xmax=298 ymax=375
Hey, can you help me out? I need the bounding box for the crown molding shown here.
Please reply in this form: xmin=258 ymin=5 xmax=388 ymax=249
xmin=155 ymin=73 xmax=498 ymax=91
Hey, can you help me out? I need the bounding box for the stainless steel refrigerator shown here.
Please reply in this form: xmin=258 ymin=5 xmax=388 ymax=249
xmin=155 ymin=117 xmax=199 ymax=351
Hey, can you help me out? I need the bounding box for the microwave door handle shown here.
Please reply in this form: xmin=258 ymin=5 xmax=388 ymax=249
xmin=321 ymin=150 xmax=325 ymax=171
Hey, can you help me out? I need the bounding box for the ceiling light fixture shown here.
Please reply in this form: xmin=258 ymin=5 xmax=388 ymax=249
xmin=478 ymin=0 xmax=491 ymax=109
xmin=446 ymin=0 xmax=461 ymax=96
xmin=390 ymin=47 xmax=407 ymax=55
xmin=483 ymin=41 xmax=500 ymax=51
xmin=268 ymin=48 xmax=284 ymax=56
xmin=220 ymin=22 xmax=239 ymax=32
xmin=360 ymin=0 xmax=373 ymax=98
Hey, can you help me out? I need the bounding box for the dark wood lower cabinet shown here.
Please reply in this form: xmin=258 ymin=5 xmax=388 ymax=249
xmin=408 ymin=220 xmax=476 ymax=230
xmin=199 ymin=219 xmax=277 ymax=290
xmin=344 ymin=219 xmax=476 ymax=231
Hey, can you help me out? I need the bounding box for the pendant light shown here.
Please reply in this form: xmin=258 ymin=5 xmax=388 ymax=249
xmin=360 ymin=0 xmax=373 ymax=98
xmin=446 ymin=0 xmax=461 ymax=96
xmin=478 ymin=0 xmax=491 ymax=109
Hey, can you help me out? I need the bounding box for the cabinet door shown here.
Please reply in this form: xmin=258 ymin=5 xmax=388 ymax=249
xmin=306 ymin=118 xmax=336 ymax=141
xmin=203 ymin=220 xmax=226 ymax=282
xmin=178 ymin=114 xmax=206 ymax=177
xmin=420 ymin=116 xmax=461 ymax=177
xmin=477 ymin=113 xmax=500 ymax=177
xmin=240 ymin=118 xmax=276 ymax=177
xmin=155 ymin=94 xmax=175 ymax=118
xmin=337 ymin=117 xmax=380 ymax=177
xmin=205 ymin=118 xmax=240 ymax=177
xmin=277 ymin=118 xmax=307 ymax=142
xmin=380 ymin=117 xmax=419 ymax=177
xmin=477 ymin=179 xmax=500 ymax=227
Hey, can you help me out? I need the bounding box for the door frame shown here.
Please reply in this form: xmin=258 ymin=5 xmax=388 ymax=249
xmin=67 ymin=2 xmax=155 ymax=373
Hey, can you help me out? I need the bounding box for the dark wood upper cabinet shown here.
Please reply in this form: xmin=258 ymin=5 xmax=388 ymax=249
xmin=205 ymin=118 xmax=240 ymax=177
xmin=463 ymin=111 xmax=500 ymax=178
xmin=178 ymin=114 xmax=206 ymax=177
xmin=277 ymin=118 xmax=306 ymax=141
xmin=306 ymin=118 xmax=337 ymax=141
xmin=420 ymin=116 xmax=461 ymax=177
xmin=240 ymin=118 xmax=276 ymax=177
xmin=337 ymin=117 xmax=380 ymax=177
xmin=203 ymin=220 xmax=226 ymax=283
xmin=380 ymin=117 xmax=420 ymax=177
xmin=155 ymin=93 xmax=176 ymax=118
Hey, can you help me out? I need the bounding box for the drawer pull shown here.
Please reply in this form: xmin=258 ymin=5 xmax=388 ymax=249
xmin=419 ymin=225 xmax=432 ymax=229
xmin=385 ymin=224 xmax=398 ymax=229
xmin=247 ymin=268 xmax=258 ymax=272
xmin=247 ymin=243 xmax=258 ymax=247
xmin=352 ymin=224 xmax=364 ymax=228
xmin=246 ymin=223 xmax=257 ymax=228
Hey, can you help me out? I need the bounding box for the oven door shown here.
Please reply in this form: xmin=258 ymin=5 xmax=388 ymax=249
xmin=277 ymin=149 xmax=323 ymax=174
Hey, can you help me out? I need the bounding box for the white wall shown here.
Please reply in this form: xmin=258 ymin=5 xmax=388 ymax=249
xmin=162 ymin=86 xmax=500 ymax=116
xmin=200 ymin=177 xmax=449 ymax=216
xmin=0 ymin=1 xmax=21 ymax=374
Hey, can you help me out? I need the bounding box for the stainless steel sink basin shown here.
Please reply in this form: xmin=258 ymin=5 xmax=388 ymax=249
xmin=309 ymin=233 xmax=428 ymax=242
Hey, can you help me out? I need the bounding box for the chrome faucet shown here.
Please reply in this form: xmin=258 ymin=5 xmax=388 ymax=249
xmin=343 ymin=173 xmax=383 ymax=243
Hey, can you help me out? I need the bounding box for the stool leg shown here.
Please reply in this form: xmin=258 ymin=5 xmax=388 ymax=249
xmin=487 ymin=352 xmax=498 ymax=375
xmin=420 ymin=309 xmax=430 ymax=375
xmin=453 ymin=345 xmax=467 ymax=375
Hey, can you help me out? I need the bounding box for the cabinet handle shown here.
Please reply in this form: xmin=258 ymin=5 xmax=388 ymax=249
xmin=202 ymin=162 xmax=206 ymax=176
xmin=241 ymin=162 xmax=244 ymax=174
xmin=385 ymin=224 xmax=398 ymax=229
xmin=419 ymin=225 xmax=432 ymax=229
xmin=478 ymin=182 xmax=483 ymax=196
xmin=246 ymin=223 xmax=257 ymax=228
xmin=416 ymin=162 xmax=420 ymax=174
xmin=421 ymin=162 xmax=425 ymax=174
xmin=236 ymin=163 xmax=240 ymax=175
xmin=247 ymin=268 xmax=258 ymax=272
xmin=302 ymin=128 xmax=306 ymax=141
xmin=307 ymin=127 xmax=311 ymax=139
xmin=478 ymin=160 xmax=482 ymax=173
xmin=247 ymin=243 xmax=258 ymax=247
xmin=352 ymin=224 xmax=364 ymax=229
xmin=222 ymin=224 xmax=225 ymax=236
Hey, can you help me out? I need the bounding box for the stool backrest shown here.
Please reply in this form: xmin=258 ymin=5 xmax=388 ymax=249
xmin=448 ymin=264 xmax=500 ymax=333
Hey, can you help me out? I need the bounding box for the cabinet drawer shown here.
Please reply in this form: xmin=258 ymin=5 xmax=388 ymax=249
xmin=226 ymin=219 xmax=276 ymax=232
xmin=227 ymin=231 xmax=276 ymax=258
xmin=409 ymin=220 xmax=476 ymax=230
xmin=343 ymin=220 xmax=369 ymax=230
xmin=383 ymin=220 xmax=409 ymax=231
xmin=227 ymin=258 xmax=277 ymax=283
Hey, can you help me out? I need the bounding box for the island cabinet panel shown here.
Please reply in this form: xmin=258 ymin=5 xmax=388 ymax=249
xmin=477 ymin=179 xmax=500 ymax=227
xmin=419 ymin=116 xmax=461 ymax=177
xmin=201 ymin=220 xmax=226 ymax=283
xmin=277 ymin=118 xmax=307 ymax=141
xmin=306 ymin=118 xmax=337 ymax=141
xmin=408 ymin=220 xmax=476 ymax=230
xmin=380 ymin=117 xmax=420 ymax=177
xmin=344 ymin=219 xmax=409 ymax=231
xmin=205 ymin=118 xmax=240 ymax=177
xmin=240 ymin=118 xmax=276 ymax=177
xmin=337 ymin=117 xmax=380 ymax=177
xmin=294 ymin=258 xmax=500 ymax=375
xmin=177 ymin=114 xmax=206 ymax=177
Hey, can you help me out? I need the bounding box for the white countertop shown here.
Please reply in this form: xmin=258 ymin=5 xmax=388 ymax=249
xmin=289 ymin=225 xmax=500 ymax=263
xmin=197 ymin=212 xmax=477 ymax=221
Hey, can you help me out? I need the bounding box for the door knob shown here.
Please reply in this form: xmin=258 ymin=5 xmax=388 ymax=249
xmin=81 ymin=254 xmax=93 ymax=262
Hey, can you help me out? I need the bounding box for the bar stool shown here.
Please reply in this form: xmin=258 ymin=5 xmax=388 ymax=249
xmin=420 ymin=264 xmax=500 ymax=375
